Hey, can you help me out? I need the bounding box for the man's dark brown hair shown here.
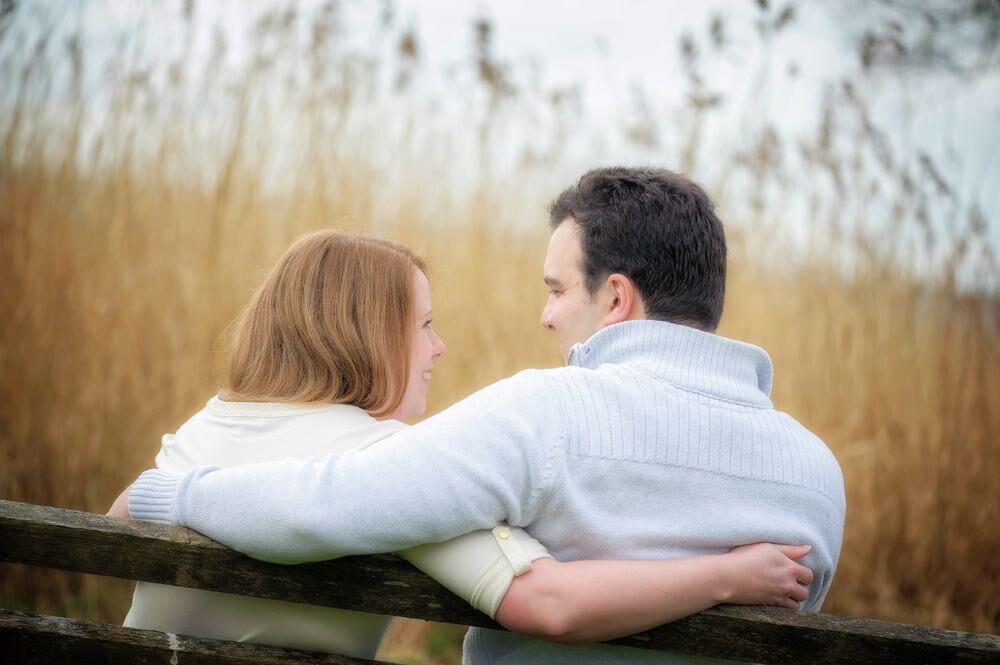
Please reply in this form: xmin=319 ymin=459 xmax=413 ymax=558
xmin=548 ymin=166 xmax=726 ymax=331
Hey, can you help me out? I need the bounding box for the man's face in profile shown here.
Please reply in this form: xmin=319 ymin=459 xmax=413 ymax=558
xmin=540 ymin=219 xmax=607 ymax=361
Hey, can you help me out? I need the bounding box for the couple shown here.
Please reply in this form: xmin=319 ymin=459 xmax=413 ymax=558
xmin=110 ymin=167 xmax=845 ymax=664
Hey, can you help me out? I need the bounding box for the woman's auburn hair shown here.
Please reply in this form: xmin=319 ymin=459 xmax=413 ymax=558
xmin=221 ymin=230 xmax=426 ymax=417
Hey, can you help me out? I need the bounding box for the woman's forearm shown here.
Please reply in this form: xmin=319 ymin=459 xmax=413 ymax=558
xmin=496 ymin=556 xmax=731 ymax=642
xmin=496 ymin=544 xmax=811 ymax=643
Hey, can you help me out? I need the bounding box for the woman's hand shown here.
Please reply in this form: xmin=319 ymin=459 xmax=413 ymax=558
xmin=719 ymin=543 xmax=814 ymax=609
xmin=106 ymin=486 xmax=131 ymax=519
xmin=496 ymin=543 xmax=816 ymax=644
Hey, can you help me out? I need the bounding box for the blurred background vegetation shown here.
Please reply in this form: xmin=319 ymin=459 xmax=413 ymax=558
xmin=1 ymin=1 xmax=998 ymax=662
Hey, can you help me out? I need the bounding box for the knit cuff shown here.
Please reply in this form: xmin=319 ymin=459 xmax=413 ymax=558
xmin=128 ymin=469 xmax=183 ymax=525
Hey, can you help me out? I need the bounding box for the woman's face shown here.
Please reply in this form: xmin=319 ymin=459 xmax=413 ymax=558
xmin=392 ymin=268 xmax=446 ymax=421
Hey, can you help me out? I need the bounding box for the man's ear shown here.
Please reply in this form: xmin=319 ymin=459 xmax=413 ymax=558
xmin=601 ymin=273 xmax=644 ymax=325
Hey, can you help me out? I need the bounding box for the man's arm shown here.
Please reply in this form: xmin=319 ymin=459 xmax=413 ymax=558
xmin=125 ymin=370 xmax=567 ymax=563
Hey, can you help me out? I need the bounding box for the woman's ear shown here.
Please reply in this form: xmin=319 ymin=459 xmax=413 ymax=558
xmin=601 ymin=273 xmax=644 ymax=325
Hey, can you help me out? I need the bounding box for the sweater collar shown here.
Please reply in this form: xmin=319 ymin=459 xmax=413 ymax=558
xmin=206 ymin=396 xmax=383 ymax=422
xmin=567 ymin=320 xmax=774 ymax=407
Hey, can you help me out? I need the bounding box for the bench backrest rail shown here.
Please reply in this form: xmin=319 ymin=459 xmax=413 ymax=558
xmin=1 ymin=609 xmax=382 ymax=665
xmin=1 ymin=500 xmax=997 ymax=664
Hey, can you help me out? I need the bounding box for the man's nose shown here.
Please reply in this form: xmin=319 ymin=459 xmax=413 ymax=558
xmin=540 ymin=302 xmax=554 ymax=330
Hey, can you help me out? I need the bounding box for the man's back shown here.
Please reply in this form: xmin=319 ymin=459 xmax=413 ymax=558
xmin=464 ymin=320 xmax=845 ymax=664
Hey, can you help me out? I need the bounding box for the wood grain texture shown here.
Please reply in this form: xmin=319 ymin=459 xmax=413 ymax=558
xmin=0 ymin=609 xmax=384 ymax=664
xmin=2 ymin=500 xmax=998 ymax=664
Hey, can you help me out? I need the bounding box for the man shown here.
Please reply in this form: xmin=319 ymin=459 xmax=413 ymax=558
xmin=120 ymin=167 xmax=846 ymax=663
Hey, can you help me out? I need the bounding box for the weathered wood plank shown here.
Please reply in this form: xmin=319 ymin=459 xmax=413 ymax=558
xmin=0 ymin=499 xmax=485 ymax=625
xmin=632 ymin=605 xmax=1000 ymax=664
xmin=0 ymin=609 xmax=386 ymax=664
xmin=2 ymin=500 xmax=998 ymax=664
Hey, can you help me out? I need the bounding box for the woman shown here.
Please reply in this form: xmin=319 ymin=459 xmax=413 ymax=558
xmin=120 ymin=230 xmax=812 ymax=656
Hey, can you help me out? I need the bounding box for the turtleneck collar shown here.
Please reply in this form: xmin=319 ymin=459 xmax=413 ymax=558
xmin=567 ymin=320 xmax=773 ymax=407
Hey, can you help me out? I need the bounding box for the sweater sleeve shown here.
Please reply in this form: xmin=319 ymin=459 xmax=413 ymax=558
xmin=129 ymin=370 xmax=567 ymax=563
xmin=399 ymin=526 xmax=550 ymax=619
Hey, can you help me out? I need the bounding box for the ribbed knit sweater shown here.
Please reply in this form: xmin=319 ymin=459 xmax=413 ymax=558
xmin=131 ymin=320 xmax=846 ymax=664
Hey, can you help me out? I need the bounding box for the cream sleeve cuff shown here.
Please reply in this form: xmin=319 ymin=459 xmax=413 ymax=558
xmin=398 ymin=525 xmax=550 ymax=619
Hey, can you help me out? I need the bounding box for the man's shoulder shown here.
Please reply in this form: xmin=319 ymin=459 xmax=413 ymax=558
xmin=770 ymin=410 xmax=846 ymax=508
xmin=774 ymin=410 xmax=840 ymax=457
xmin=475 ymin=365 xmax=587 ymax=398
xmin=444 ymin=367 xmax=568 ymax=421
xmin=509 ymin=363 xmax=600 ymax=386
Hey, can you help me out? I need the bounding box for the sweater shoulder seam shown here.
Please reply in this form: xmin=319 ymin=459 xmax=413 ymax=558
xmin=567 ymin=448 xmax=845 ymax=510
xmin=521 ymin=372 xmax=570 ymax=519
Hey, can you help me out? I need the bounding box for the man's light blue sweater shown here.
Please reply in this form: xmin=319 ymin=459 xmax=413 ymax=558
xmin=131 ymin=320 xmax=846 ymax=664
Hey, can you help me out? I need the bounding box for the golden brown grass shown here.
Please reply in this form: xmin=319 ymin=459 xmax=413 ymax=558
xmin=2 ymin=143 xmax=998 ymax=640
xmin=1 ymin=6 xmax=998 ymax=660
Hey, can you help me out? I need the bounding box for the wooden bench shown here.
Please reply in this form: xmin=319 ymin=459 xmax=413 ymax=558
xmin=1 ymin=499 xmax=997 ymax=664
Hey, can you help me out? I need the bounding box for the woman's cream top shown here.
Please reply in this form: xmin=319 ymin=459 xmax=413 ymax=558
xmin=123 ymin=397 xmax=548 ymax=658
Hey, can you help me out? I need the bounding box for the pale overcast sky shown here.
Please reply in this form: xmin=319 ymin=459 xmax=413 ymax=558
xmin=5 ymin=0 xmax=998 ymax=280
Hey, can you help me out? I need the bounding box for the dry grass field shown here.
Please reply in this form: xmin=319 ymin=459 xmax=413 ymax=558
xmin=1 ymin=4 xmax=998 ymax=662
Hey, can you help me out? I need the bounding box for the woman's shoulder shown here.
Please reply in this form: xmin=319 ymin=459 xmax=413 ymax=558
xmin=155 ymin=396 xmax=407 ymax=471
